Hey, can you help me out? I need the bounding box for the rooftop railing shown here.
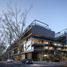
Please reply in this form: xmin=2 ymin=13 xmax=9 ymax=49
xmin=55 ymin=28 xmax=67 ymax=38
xmin=30 ymin=19 xmax=50 ymax=30
xmin=22 ymin=19 xmax=51 ymax=37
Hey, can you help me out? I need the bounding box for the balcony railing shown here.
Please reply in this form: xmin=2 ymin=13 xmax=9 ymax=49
xmin=34 ymin=48 xmax=46 ymax=51
xmin=34 ymin=47 xmax=54 ymax=51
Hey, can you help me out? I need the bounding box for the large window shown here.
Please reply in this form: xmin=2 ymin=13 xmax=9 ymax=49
xmin=49 ymin=47 xmax=54 ymax=50
xmin=32 ymin=38 xmax=48 ymax=45
xmin=64 ymin=45 xmax=67 ymax=47
xmin=53 ymin=42 xmax=62 ymax=46
xmin=57 ymin=48 xmax=61 ymax=50
xmin=62 ymin=48 xmax=67 ymax=51
xmin=44 ymin=46 xmax=48 ymax=49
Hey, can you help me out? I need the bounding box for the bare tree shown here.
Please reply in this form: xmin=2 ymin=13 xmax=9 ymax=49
xmin=1 ymin=7 xmax=31 ymax=46
xmin=0 ymin=26 xmax=6 ymax=56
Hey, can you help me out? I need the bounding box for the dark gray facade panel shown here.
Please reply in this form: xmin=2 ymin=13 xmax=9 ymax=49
xmin=32 ymin=25 xmax=55 ymax=38
xmin=65 ymin=33 xmax=67 ymax=44
xmin=65 ymin=33 xmax=67 ymax=39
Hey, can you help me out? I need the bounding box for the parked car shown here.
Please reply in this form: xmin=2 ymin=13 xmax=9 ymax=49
xmin=21 ymin=59 xmax=33 ymax=64
xmin=6 ymin=59 xmax=14 ymax=63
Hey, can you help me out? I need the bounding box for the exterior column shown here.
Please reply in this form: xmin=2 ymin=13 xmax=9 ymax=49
xmin=27 ymin=53 xmax=32 ymax=59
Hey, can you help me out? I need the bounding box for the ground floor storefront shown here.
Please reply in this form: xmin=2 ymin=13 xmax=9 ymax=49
xmin=17 ymin=51 xmax=54 ymax=61
xmin=3 ymin=49 xmax=67 ymax=61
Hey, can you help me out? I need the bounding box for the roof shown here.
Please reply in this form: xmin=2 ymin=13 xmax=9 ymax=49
xmin=55 ymin=28 xmax=67 ymax=38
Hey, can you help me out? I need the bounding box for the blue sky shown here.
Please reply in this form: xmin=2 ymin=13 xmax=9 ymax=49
xmin=0 ymin=0 xmax=67 ymax=32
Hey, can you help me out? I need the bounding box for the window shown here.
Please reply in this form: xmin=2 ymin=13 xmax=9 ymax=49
xmin=57 ymin=44 xmax=61 ymax=46
xmin=57 ymin=48 xmax=61 ymax=50
xmin=44 ymin=46 xmax=48 ymax=49
xmin=64 ymin=45 xmax=67 ymax=47
xmin=49 ymin=47 xmax=54 ymax=50
xmin=53 ymin=43 xmax=57 ymax=46
xmin=63 ymin=48 xmax=67 ymax=51
xmin=32 ymin=38 xmax=48 ymax=45
xmin=43 ymin=41 xmax=48 ymax=44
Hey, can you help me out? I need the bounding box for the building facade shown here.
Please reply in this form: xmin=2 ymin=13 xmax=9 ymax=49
xmin=3 ymin=20 xmax=67 ymax=61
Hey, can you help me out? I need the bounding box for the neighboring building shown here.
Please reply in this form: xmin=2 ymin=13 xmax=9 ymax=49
xmin=3 ymin=20 xmax=67 ymax=61
xmin=55 ymin=29 xmax=67 ymax=56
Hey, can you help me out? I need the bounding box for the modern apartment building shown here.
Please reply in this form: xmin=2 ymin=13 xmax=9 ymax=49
xmin=3 ymin=20 xmax=67 ymax=61
xmin=55 ymin=29 xmax=67 ymax=56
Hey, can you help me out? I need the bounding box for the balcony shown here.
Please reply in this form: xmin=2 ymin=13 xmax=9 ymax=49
xmin=48 ymin=47 xmax=54 ymax=50
xmin=32 ymin=43 xmax=49 ymax=47
xmin=62 ymin=49 xmax=67 ymax=51
xmin=53 ymin=43 xmax=63 ymax=47
xmin=64 ymin=45 xmax=67 ymax=48
xmin=34 ymin=48 xmax=47 ymax=52
xmin=57 ymin=48 xmax=61 ymax=51
xmin=34 ymin=46 xmax=54 ymax=52
xmin=32 ymin=38 xmax=49 ymax=46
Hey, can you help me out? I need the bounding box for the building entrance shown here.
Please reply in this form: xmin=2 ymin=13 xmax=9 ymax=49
xmin=25 ymin=53 xmax=32 ymax=59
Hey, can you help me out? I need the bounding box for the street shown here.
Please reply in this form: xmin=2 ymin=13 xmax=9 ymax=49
xmin=0 ymin=61 xmax=67 ymax=67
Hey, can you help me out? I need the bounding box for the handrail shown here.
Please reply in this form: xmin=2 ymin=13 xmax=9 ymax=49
xmin=22 ymin=19 xmax=51 ymax=37
xmin=30 ymin=19 xmax=49 ymax=29
xmin=55 ymin=28 xmax=67 ymax=37
xmin=31 ymin=19 xmax=49 ymax=27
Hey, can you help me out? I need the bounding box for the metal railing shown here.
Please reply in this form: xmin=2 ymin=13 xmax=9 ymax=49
xmin=22 ymin=19 xmax=51 ymax=37
xmin=55 ymin=28 xmax=67 ymax=38
xmin=30 ymin=19 xmax=50 ymax=30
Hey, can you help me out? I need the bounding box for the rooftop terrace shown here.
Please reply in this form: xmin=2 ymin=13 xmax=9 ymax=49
xmin=30 ymin=19 xmax=49 ymax=29
xmin=55 ymin=28 xmax=67 ymax=38
xmin=23 ymin=19 xmax=51 ymax=35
